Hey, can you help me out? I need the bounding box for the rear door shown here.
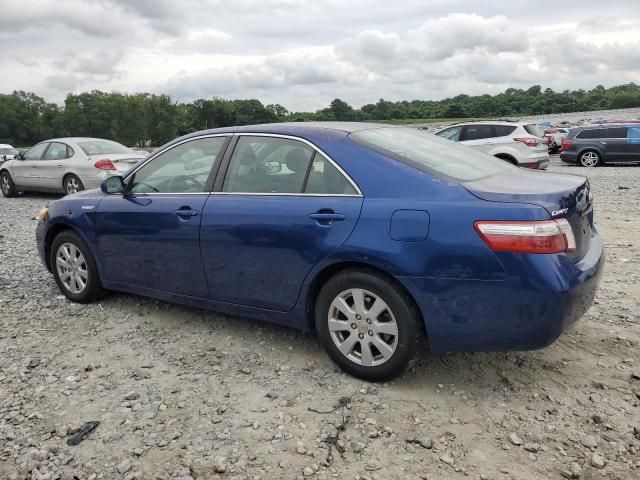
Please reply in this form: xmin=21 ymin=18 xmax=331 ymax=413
xmin=95 ymin=135 xmax=230 ymax=297
xmin=460 ymin=125 xmax=496 ymax=153
xmin=200 ymin=134 xmax=363 ymax=311
xmin=12 ymin=143 xmax=48 ymax=187
xmin=39 ymin=142 xmax=72 ymax=190
xmin=603 ymin=127 xmax=633 ymax=162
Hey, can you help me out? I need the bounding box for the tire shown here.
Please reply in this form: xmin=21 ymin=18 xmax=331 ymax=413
xmin=64 ymin=174 xmax=85 ymax=194
xmin=579 ymin=150 xmax=601 ymax=167
xmin=50 ymin=230 xmax=104 ymax=303
xmin=1 ymin=171 xmax=16 ymax=198
xmin=315 ymin=268 xmax=426 ymax=382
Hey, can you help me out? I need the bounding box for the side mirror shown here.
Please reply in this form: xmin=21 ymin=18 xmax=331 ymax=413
xmin=16 ymin=153 xmax=24 ymax=160
xmin=101 ymin=175 xmax=125 ymax=194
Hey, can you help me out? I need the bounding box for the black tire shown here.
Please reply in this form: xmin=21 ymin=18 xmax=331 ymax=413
xmin=63 ymin=174 xmax=85 ymax=194
xmin=578 ymin=150 xmax=602 ymax=167
xmin=1 ymin=171 xmax=16 ymax=198
xmin=50 ymin=230 xmax=104 ymax=303
xmin=315 ymin=268 xmax=426 ymax=382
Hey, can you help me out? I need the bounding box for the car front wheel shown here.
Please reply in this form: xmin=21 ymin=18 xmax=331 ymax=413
xmin=315 ymin=269 xmax=426 ymax=381
xmin=50 ymin=230 xmax=104 ymax=303
xmin=1 ymin=171 xmax=16 ymax=197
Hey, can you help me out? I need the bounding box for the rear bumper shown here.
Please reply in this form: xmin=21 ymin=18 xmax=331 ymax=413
xmin=518 ymin=151 xmax=550 ymax=169
xmin=398 ymin=233 xmax=604 ymax=352
xmin=560 ymin=151 xmax=578 ymax=164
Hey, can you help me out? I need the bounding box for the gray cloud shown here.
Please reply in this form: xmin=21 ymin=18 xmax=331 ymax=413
xmin=0 ymin=0 xmax=639 ymax=110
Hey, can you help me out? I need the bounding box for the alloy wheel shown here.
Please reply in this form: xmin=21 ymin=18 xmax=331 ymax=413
xmin=1 ymin=175 xmax=9 ymax=195
xmin=328 ymin=288 xmax=398 ymax=367
xmin=580 ymin=151 xmax=599 ymax=167
xmin=55 ymin=242 xmax=88 ymax=294
xmin=66 ymin=177 xmax=80 ymax=194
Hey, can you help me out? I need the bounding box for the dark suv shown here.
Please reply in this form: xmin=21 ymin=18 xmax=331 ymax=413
xmin=560 ymin=124 xmax=640 ymax=166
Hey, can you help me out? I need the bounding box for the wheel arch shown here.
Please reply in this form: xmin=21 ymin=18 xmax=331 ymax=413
xmin=304 ymin=261 xmax=426 ymax=335
xmin=493 ymin=153 xmax=518 ymax=165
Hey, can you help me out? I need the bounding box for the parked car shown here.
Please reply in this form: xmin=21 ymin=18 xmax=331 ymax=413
xmin=560 ymin=124 xmax=640 ymax=166
xmin=35 ymin=123 xmax=603 ymax=381
xmin=435 ymin=121 xmax=549 ymax=169
xmin=544 ymin=128 xmax=569 ymax=153
xmin=0 ymin=144 xmax=19 ymax=163
xmin=0 ymin=138 xmax=146 ymax=197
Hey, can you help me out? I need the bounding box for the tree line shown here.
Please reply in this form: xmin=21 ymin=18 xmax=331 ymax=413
xmin=1 ymin=83 xmax=639 ymax=147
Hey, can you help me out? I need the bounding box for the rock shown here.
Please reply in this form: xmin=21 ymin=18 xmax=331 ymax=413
xmin=560 ymin=470 xmax=573 ymax=479
xmin=406 ymin=436 xmax=433 ymax=449
xmin=592 ymin=414 xmax=604 ymax=424
xmin=570 ymin=462 xmax=582 ymax=478
xmin=117 ymin=460 xmax=132 ymax=475
xmin=631 ymin=371 xmax=640 ymax=380
xmin=508 ymin=432 xmax=523 ymax=446
xmin=213 ymin=456 xmax=226 ymax=473
xmin=124 ymin=391 xmax=139 ymax=401
xmin=581 ymin=435 xmax=598 ymax=448
xmin=440 ymin=454 xmax=455 ymax=466
xmin=590 ymin=453 xmax=605 ymax=469
xmin=523 ymin=443 xmax=540 ymax=453
xmin=302 ymin=466 xmax=314 ymax=476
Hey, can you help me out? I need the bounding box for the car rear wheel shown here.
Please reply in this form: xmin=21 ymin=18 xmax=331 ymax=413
xmin=1 ymin=171 xmax=16 ymax=197
xmin=579 ymin=150 xmax=601 ymax=167
xmin=50 ymin=230 xmax=104 ymax=303
xmin=64 ymin=174 xmax=84 ymax=194
xmin=315 ymin=269 xmax=425 ymax=381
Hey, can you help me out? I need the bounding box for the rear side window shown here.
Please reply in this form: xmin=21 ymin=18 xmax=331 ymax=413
xmin=494 ymin=125 xmax=517 ymax=137
xmin=223 ymin=136 xmax=314 ymax=194
xmin=576 ymin=129 xmax=606 ymax=139
xmin=305 ymin=153 xmax=358 ymax=195
xmin=607 ymin=127 xmax=627 ymax=138
xmin=350 ymin=127 xmax=511 ymax=182
xmin=523 ymin=124 xmax=544 ymax=137
xmin=461 ymin=125 xmax=494 ymax=141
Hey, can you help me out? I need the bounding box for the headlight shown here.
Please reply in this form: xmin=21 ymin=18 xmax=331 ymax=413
xmin=36 ymin=207 xmax=49 ymax=222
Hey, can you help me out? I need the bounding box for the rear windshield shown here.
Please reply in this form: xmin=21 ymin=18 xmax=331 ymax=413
xmin=78 ymin=140 xmax=131 ymax=156
xmin=0 ymin=148 xmax=18 ymax=155
xmin=524 ymin=124 xmax=544 ymax=137
xmin=350 ymin=127 xmax=512 ymax=182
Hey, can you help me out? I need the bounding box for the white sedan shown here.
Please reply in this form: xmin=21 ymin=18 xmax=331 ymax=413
xmin=0 ymin=137 xmax=146 ymax=197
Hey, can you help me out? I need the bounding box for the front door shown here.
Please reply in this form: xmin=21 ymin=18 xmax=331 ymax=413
xmin=12 ymin=142 xmax=48 ymax=188
xmin=201 ymin=135 xmax=363 ymax=311
xmin=95 ymin=135 xmax=230 ymax=297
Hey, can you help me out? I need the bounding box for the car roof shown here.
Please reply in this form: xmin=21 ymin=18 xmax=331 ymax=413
xmin=445 ymin=120 xmax=530 ymax=127
xmin=0 ymin=143 xmax=14 ymax=148
xmin=44 ymin=137 xmax=121 ymax=143
xmin=185 ymin=122 xmax=396 ymax=137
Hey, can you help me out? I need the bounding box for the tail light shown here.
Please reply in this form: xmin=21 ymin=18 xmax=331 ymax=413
xmin=561 ymin=140 xmax=573 ymax=150
xmin=94 ymin=159 xmax=117 ymax=170
xmin=514 ymin=137 xmax=540 ymax=147
xmin=474 ymin=219 xmax=576 ymax=254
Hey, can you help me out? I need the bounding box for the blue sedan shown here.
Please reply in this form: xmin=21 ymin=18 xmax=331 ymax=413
xmin=35 ymin=123 xmax=604 ymax=381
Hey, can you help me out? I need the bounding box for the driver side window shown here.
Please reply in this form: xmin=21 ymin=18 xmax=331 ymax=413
xmin=129 ymin=136 xmax=228 ymax=193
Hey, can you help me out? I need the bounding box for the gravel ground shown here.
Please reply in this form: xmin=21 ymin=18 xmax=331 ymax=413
xmin=1 ymin=160 xmax=639 ymax=480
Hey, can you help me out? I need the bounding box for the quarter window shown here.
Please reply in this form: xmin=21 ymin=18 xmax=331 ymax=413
xmin=23 ymin=143 xmax=48 ymax=160
xmin=44 ymin=142 xmax=70 ymax=160
xmin=223 ymin=136 xmax=314 ymax=194
xmin=305 ymin=153 xmax=357 ymax=195
xmin=129 ymin=136 xmax=227 ymax=193
xmin=576 ymin=129 xmax=605 ymax=139
xmin=494 ymin=125 xmax=517 ymax=137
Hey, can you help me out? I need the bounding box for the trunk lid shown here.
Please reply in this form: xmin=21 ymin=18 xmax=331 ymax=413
xmin=463 ymin=169 xmax=594 ymax=260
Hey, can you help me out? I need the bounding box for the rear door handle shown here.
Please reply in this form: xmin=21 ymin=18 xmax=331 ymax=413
xmin=309 ymin=212 xmax=346 ymax=224
xmin=173 ymin=209 xmax=199 ymax=218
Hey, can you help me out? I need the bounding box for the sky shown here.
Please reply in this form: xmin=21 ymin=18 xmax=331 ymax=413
xmin=1 ymin=0 xmax=639 ymax=111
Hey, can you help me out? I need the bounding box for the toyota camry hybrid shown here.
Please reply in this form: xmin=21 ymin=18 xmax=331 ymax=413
xmin=35 ymin=123 xmax=604 ymax=381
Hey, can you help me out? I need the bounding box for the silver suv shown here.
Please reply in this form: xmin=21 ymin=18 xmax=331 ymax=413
xmin=435 ymin=121 xmax=549 ymax=169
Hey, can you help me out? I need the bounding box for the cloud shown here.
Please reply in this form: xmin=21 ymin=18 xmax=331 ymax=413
xmin=0 ymin=2 xmax=639 ymax=110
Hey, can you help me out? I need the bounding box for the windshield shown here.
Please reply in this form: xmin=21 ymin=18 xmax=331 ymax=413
xmin=78 ymin=140 xmax=131 ymax=156
xmin=0 ymin=148 xmax=18 ymax=155
xmin=349 ymin=127 xmax=511 ymax=182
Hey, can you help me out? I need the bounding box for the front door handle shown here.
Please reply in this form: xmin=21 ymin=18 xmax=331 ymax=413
xmin=173 ymin=208 xmax=199 ymax=218
xmin=309 ymin=212 xmax=346 ymax=225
